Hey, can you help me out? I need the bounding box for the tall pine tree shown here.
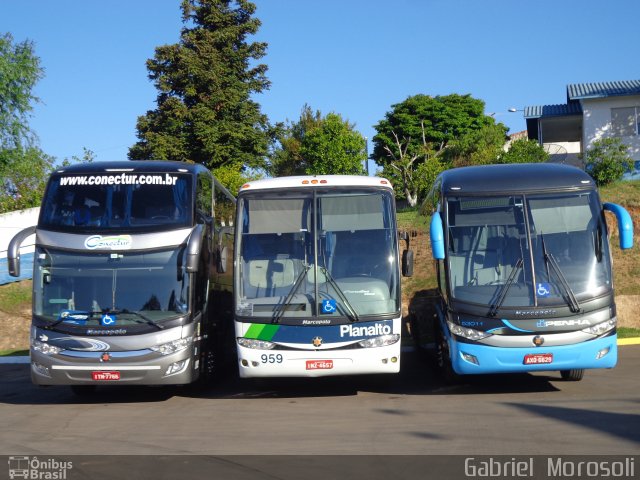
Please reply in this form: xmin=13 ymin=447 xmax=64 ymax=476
xmin=129 ymin=0 xmax=271 ymax=171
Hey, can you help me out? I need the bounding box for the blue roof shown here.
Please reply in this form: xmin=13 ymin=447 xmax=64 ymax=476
xmin=567 ymin=80 xmax=640 ymax=100
xmin=524 ymin=103 xmax=582 ymax=119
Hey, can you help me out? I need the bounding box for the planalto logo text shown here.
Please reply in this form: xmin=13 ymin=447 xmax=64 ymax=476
xmin=340 ymin=323 xmax=391 ymax=337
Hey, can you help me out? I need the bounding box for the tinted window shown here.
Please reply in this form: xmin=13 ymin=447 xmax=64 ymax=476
xmin=236 ymin=190 xmax=400 ymax=320
xmin=39 ymin=172 xmax=193 ymax=232
xmin=197 ymin=173 xmax=213 ymax=221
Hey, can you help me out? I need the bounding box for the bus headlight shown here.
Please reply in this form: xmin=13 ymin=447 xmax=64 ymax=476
xmin=358 ymin=334 xmax=400 ymax=348
xmin=150 ymin=337 xmax=193 ymax=355
xmin=582 ymin=319 xmax=616 ymax=336
xmin=32 ymin=339 xmax=63 ymax=355
xmin=237 ymin=337 xmax=276 ymax=350
xmin=447 ymin=321 xmax=491 ymax=341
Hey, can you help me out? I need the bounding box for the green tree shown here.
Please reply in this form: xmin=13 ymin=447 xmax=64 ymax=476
xmin=269 ymin=106 xmax=366 ymax=176
xmin=372 ymin=94 xmax=495 ymax=206
xmin=376 ymin=120 xmax=440 ymax=207
xmin=129 ymin=0 xmax=272 ymax=171
xmin=212 ymin=163 xmax=263 ymax=195
xmin=0 ymin=33 xmax=52 ymax=214
xmin=300 ymin=113 xmax=366 ymax=175
xmin=268 ymin=104 xmax=322 ymax=176
xmin=582 ymin=137 xmax=634 ymax=186
xmin=414 ymin=155 xmax=447 ymax=205
xmin=61 ymin=147 xmax=96 ymax=167
xmin=0 ymin=146 xmax=54 ymax=212
xmin=444 ymin=123 xmax=508 ymax=167
xmin=0 ymin=33 xmax=43 ymax=149
xmin=499 ymin=138 xmax=549 ymax=164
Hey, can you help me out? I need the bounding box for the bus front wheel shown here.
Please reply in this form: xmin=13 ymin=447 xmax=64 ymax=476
xmin=435 ymin=322 xmax=460 ymax=384
xmin=560 ymin=369 xmax=584 ymax=381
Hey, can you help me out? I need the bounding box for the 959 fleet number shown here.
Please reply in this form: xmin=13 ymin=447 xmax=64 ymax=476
xmin=260 ymin=353 xmax=283 ymax=364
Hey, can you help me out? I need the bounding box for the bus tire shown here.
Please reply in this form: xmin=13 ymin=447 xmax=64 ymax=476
xmin=434 ymin=321 xmax=460 ymax=384
xmin=408 ymin=312 xmax=421 ymax=349
xmin=560 ymin=369 xmax=584 ymax=381
xmin=196 ymin=332 xmax=217 ymax=387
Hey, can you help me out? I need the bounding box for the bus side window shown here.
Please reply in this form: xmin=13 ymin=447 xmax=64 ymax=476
xmin=197 ymin=172 xmax=213 ymax=223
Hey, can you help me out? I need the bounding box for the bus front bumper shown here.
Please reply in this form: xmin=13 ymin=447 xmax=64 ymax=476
xmin=449 ymin=334 xmax=617 ymax=375
xmin=30 ymin=348 xmax=197 ymax=386
xmin=236 ymin=344 xmax=401 ymax=378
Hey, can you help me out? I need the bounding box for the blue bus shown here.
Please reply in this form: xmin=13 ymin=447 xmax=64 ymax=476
xmin=414 ymin=163 xmax=633 ymax=381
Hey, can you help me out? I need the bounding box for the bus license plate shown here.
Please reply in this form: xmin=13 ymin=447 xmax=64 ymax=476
xmin=306 ymin=360 xmax=334 ymax=370
xmin=523 ymin=353 xmax=553 ymax=365
xmin=92 ymin=371 xmax=121 ymax=381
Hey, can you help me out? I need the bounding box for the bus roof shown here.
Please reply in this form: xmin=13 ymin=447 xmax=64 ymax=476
xmin=52 ymin=160 xmax=209 ymax=176
xmin=437 ymin=163 xmax=595 ymax=195
xmin=239 ymin=175 xmax=394 ymax=192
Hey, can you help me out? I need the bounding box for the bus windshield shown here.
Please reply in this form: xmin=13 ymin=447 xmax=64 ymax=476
xmin=39 ymin=172 xmax=193 ymax=231
xmin=446 ymin=191 xmax=612 ymax=309
xmin=33 ymin=246 xmax=190 ymax=326
xmin=235 ymin=189 xmax=400 ymax=322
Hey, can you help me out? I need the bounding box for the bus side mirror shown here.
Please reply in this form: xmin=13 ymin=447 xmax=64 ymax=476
xmin=186 ymin=224 xmax=204 ymax=273
xmin=8 ymin=257 xmax=20 ymax=278
xmin=398 ymin=230 xmax=409 ymax=247
xmin=217 ymin=246 xmax=228 ymax=273
xmin=399 ymin=230 xmax=414 ymax=276
xmin=603 ymin=203 xmax=633 ymax=250
xmin=8 ymin=226 xmax=37 ymax=277
xmin=430 ymin=212 xmax=445 ymax=260
xmin=402 ymin=249 xmax=414 ymax=277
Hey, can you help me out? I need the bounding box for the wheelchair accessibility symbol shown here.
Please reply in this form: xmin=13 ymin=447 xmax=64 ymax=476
xmin=101 ymin=314 xmax=117 ymax=326
xmin=321 ymin=299 xmax=337 ymax=314
xmin=536 ymin=283 xmax=551 ymax=297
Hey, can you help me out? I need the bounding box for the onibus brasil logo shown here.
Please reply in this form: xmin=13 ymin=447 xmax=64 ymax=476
xmin=8 ymin=456 xmax=73 ymax=479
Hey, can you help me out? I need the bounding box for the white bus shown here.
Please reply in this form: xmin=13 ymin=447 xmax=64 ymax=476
xmin=8 ymin=161 xmax=236 ymax=393
xmin=233 ymin=176 xmax=412 ymax=377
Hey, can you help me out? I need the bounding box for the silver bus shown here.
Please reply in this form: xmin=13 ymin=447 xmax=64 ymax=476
xmin=8 ymin=161 xmax=236 ymax=393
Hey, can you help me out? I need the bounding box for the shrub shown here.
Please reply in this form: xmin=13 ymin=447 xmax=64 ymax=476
xmin=583 ymin=138 xmax=633 ymax=186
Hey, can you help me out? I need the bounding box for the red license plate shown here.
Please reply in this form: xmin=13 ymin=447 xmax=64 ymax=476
xmin=523 ymin=353 xmax=553 ymax=365
xmin=91 ymin=371 xmax=121 ymax=381
xmin=306 ymin=360 xmax=334 ymax=370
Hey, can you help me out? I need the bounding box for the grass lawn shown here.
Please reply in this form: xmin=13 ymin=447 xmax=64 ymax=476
xmin=0 ymin=349 xmax=29 ymax=356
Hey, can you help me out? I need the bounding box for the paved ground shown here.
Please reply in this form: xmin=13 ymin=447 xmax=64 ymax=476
xmin=1 ymin=347 xmax=638 ymax=457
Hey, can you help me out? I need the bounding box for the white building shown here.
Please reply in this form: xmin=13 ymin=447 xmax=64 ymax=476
xmin=522 ymin=79 xmax=640 ymax=167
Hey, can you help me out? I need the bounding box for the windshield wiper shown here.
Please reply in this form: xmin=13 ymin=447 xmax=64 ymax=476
xmin=47 ymin=308 xmax=164 ymax=330
xmin=47 ymin=310 xmax=102 ymax=328
xmin=595 ymin=224 xmax=603 ymax=262
xmin=540 ymin=234 xmax=581 ymax=313
xmin=488 ymin=258 xmax=523 ymax=317
xmin=108 ymin=309 xmax=165 ymax=330
xmin=319 ymin=266 xmax=360 ymax=322
xmin=273 ymin=264 xmax=311 ymax=324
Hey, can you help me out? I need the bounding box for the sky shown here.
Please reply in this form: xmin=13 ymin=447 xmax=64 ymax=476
xmin=2 ymin=0 xmax=640 ymax=173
